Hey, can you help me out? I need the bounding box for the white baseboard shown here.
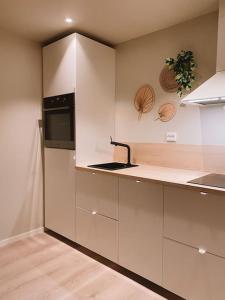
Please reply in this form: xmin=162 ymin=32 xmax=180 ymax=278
xmin=0 ymin=227 xmax=44 ymax=247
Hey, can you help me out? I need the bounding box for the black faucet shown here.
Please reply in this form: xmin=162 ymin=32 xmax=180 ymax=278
xmin=110 ymin=136 xmax=131 ymax=166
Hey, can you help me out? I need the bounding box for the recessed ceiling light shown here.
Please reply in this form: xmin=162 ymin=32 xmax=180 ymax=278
xmin=64 ymin=17 xmax=73 ymax=24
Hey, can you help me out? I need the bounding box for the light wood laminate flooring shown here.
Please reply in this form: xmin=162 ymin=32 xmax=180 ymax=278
xmin=0 ymin=233 xmax=165 ymax=300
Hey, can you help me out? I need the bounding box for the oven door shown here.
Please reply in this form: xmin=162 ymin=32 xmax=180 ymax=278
xmin=44 ymin=107 xmax=75 ymax=150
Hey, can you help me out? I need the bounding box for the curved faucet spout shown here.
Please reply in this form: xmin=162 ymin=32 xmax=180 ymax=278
xmin=110 ymin=137 xmax=131 ymax=165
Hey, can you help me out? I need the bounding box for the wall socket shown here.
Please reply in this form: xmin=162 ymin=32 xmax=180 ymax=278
xmin=166 ymin=132 xmax=177 ymax=142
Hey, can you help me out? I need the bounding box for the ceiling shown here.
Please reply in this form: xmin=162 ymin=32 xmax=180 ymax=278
xmin=0 ymin=0 xmax=218 ymax=46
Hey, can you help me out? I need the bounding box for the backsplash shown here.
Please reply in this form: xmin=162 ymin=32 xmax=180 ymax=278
xmin=114 ymin=143 xmax=225 ymax=173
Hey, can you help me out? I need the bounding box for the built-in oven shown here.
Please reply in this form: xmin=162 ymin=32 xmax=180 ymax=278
xmin=43 ymin=93 xmax=75 ymax=150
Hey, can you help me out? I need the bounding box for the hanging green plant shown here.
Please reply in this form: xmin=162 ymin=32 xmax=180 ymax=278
xmin=165 ymin=50 xmax=196 ymax=97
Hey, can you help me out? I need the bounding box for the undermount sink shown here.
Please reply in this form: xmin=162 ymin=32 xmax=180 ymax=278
xmin=88 ymin=162 xmax=138 ymax=171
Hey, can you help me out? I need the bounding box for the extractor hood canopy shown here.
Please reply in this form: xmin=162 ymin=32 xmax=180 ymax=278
xmin=182 ymin=0 xmax=225 ymax=105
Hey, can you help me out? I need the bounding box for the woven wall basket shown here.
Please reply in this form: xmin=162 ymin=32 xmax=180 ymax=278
xmin=156 ymin=102 xmax=176 ymax=122
xmin=134 ymin=84 xmax=155 ymax=119
xmin=159 ymin=66 xmax=178 ymax=93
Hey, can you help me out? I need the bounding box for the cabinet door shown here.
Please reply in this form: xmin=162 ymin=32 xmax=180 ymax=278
xmin=118 ymin=177 xmax=163 ymax=285
xmin=164 ymin=185 xmax=225 ymax=258
xmin=45 ymin=148 xmax=75 ymax=240
xmin=76 ymin=170 xmax=118 ymax=220
xmin=43 ymin=34 xmax=76 ymax=97
xmin=76 ymin=207 xmax=118 ymax=262
xmin=163 ymin=238 xmax=225 ymax=300
xmin=75 ymin=34 xmax=115 ymax=165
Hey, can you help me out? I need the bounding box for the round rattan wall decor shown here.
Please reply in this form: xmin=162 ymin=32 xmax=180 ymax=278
xmin=159 ymin=66 xmax=178 ymax=93
xmin=134 ymin=84 xmax=155 ymax=119
xmin=156 ymin=102 xmax=176 ymax=122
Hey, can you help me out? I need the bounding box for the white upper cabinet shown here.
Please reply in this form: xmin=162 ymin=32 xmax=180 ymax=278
xmin=43 ymin=34 xmax=76 ymax=97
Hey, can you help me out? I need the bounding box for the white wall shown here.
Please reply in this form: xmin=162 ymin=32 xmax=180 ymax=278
xmin=200 ymin=105 xmax=225 ymax=145
xmin=115 ymin=13 xmax=218 ymax=145
xmin=0 ymin=29 xmax=43 ymax=241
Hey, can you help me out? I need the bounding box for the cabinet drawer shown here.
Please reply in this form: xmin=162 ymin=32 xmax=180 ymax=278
xmin=163 ymin=238 xmax=225 ymax=300
xmin=76 ymin=207 xmax=118 ymax=262
xmin=119 ymin=177 xmax=163 ymax=285
xmin=164 ymin=186 xmax=225 ymax=258
xmin=76 ymin=170 xmax=118 ymax=220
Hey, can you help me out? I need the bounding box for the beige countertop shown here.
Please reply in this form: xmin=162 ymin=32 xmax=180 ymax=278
xmin=76 ymin=164 xmax=225 ymax=195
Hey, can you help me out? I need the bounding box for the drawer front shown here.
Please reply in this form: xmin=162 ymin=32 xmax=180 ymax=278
xmin=76 ymin=207 xmax=118 ymax=262
xmin=163 ymin=238 xmax=225 ymax=300
xmin=119 ymin=177 xmax=163 ymax=285
xmin=76 ymin=170 xmax=118 ymax=220
xmin=164 ymin=186 xmax=225 ymax=258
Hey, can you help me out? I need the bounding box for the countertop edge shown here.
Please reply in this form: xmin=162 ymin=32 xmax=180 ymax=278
xmin=75 ymin=165 xmax=225 ymax=195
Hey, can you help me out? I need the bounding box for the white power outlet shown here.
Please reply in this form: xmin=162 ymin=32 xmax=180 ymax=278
xmin=166 ymin=132 xmax=177 ymax=142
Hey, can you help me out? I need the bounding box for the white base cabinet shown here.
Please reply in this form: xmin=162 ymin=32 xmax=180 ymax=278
xmin=164 ymin=185 xmax=225 ymax=299
xmin=118 ymin=177 xmax=163 ymax=285
xmin=76 ymin=207 xmax=118 ymax=262
xmin=45 ymin=165 xmax=225 ymax=300
xmin=164 ymin=185 xmax=225 ymax=258
xmin=76 ymin=170 xmax=118 ymax=219
xmin=163 ymin=238 xmax=225 ymax=300
xmin=75 ymin=170 xmax=119 ymax=262
xmin=45 ymin=149 xmax=75 ymax=240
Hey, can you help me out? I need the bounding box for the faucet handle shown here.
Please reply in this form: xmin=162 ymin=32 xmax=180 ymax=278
xmin=110 ymin=136 xmax=113 ymax=143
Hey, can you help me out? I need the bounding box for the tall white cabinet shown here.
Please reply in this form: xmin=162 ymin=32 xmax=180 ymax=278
xmin=43 ymin=33 xmax=115 ymax=164
xmin=43 ymin=34 xmax=115 ymax=240
xmin=75 ymin=34 xmax=115 ymax=165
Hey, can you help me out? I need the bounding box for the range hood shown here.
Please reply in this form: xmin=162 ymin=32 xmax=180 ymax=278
xmin=182 ymin=0 xmax=225 ymax=105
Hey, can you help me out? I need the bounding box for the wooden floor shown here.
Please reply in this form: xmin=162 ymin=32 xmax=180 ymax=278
xmin=0 ymin=233 xmax=165 ymax=300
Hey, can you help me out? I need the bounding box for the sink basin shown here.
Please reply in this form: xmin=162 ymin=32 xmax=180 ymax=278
xmin=88 ymin=162 xmax=138 ymax=171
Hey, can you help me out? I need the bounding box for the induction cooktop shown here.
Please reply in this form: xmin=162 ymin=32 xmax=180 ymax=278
xmin=188 ymin=173 xmax=225 ymax=189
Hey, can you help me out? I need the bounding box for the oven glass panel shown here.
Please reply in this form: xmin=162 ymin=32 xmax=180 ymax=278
xmin=45 ymin=110 xmax=73 ymax=141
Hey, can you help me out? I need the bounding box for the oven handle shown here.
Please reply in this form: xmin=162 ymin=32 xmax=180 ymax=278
xmin=43 ymin=106 xmax=71 ymax=111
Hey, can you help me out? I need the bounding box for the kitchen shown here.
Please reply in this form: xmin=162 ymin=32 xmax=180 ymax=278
xmin=0 ymin=0 xmax=225 ymax=299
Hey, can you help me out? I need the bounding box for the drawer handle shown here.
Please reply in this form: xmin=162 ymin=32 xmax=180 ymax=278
xmin=136 ymin=180 xmax=142 ymax=183
xmin=92 ymin=211 xmax=97 ymax=215
xmin=92 ymin=172 xmax=96 ymax=175
xmin=198 ymin=248 xmax=207 ymax=255
xmin=200 ymin=192 xmax=208 ymax=196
